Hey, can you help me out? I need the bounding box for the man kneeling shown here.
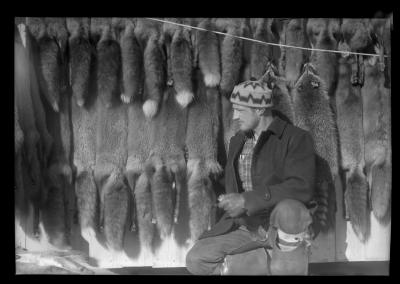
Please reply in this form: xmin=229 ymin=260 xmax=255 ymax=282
xmin=185 ymin=79 xmax=316 ymax=275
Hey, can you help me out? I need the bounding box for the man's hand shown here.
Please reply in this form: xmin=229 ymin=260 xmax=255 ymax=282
xmin=218 ymin=193 xmax=246 ymax=217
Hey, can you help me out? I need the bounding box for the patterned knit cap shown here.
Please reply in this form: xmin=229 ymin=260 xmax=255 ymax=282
xmin=230 ymin=80 xmax=273 ymax=108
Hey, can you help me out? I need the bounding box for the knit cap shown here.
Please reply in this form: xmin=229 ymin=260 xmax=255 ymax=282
xmin=230 ymin=80 xmax=273 ymax=108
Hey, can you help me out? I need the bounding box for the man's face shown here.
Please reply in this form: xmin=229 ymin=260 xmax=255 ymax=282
xmin=232 ymin=104 xmax=260 ymax=132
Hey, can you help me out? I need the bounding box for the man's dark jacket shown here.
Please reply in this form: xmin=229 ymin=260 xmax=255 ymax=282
xmin=200 ymin=116 xmax=316 ymax=239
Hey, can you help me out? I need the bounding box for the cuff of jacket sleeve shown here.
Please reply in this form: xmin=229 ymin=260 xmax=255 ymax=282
xmin=242 ymin=189 xmax=272 ymax=216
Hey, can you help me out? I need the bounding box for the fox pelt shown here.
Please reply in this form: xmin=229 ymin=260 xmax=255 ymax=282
xmin=71 ymin=72 xmax=99 ymax=243
xmin=41 ymin=83 xmax=74 ymax=249
xmin=276 ymin=18 xmax=311 ymax=89
xmin=145 ymin=87 xmax=187 ymax=240
xmin=94 ymin=97 xmax=129 ymax=251
xmin=67 ymin=18 xmax=92 ymax=107
xmin=15 ymin=25 xmax=43 ymax=208
xmin=335 ymin=56 xmax=370 ymax=242
xmin=249 ymin=18 xmax=281 ymax=80
xmin=25 ymin=31 xmax=54 ymax=173
xmin=126 ymin=101 xmax=154 ymax=249
xmin=26 ymin=17 xmax=64 ymax=112
xmin=135 ymin=18 xmax=166 ymax=119
xmin=292 ymin=63 xmax=338 ymax=234
xmin=214 ymin=18 xmax=245 ymax=97
xmin=186 ymin=70 xmax=222 ymax=241
xmin=15 ymin=27 xmax=44 ymax=238
xmin=362 ymin=55 xmax=391 ymax=224
xmin=111 ymin=18 xmax=143 ymax=104
xmin=196 ymin=18 xmax=221 ymax=88
xmin=91 ymin=18 xmax=121 ymax=109
xmin=306 ymin=18 xmax=340 ymax=99
xmin=161 ymin=18 xmax=194 ymax=108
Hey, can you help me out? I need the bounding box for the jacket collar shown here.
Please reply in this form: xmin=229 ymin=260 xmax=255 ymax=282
xmin=230 ymin=116 xmax=287 ymax=159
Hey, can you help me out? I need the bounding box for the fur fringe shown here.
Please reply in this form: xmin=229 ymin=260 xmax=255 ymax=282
xmin=345 ymin=165 xmax=370 ymax=243
xmin=67 ymin=18 xmax=92 ymax=107
xmin=197 ymin=19 xmax=221 ymax=87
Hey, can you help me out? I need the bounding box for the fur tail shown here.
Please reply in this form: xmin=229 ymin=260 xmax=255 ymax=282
xmin=220 ymin=26 xmax=243 ymax=97
xmin=187 ymin=159 xmax=214 ymax=241
xmin=371 ymin=161 xmax=391 ymax=224
xmin=68 ymin=22 xmax=92 ymax=107
xmin=75 ymin=169 xmax=98 ymax=236
xmin=38 ymin=36 xmax=61 ymax=112
xmin=250 ymin=19 xmax=271 ymax=80
xmin=198 ymin=19 xmax=221 ymax=87
xmin=97 ymin=27 xmax=121 ymax=108
xmin=121 ymin=23 xmax=143 ymax=104
xmin=171 ymin=29 xmax=194 ymax=108
xmin=149 ymin=157 xmax=174 ymax=240
xmin=135 ymin=172 xmax=155 ymax=250
xmin=345 ymin=165 xmax=370 ymax=243
xmin=102 ymin=170 xmax=129 ymax=251
xmin=143 ymin=35 xmax=165 ymax=118
xmin=41 ymin=182 xmax=69 ymax=249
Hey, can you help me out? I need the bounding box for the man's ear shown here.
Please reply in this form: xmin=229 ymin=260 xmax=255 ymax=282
xmin=255 ymin=108 xmax=265 ymax=116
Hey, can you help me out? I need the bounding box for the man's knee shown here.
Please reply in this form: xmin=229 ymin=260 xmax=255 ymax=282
xmin=270 ymin=199 xmax=312 ymax=234
xmin=186 ymin=242 xmax=218 ymax=275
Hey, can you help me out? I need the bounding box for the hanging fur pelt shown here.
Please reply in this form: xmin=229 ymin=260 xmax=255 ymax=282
xmin=126 ymin=101 xmax=154 ymax=249
xmin=94 ymin=94 xmax=129 ymax=251
xmin=306 ymin=19 xmax=340 ymax=99
xmin=145 ymin=87 xmax=187 ymax=240
xmin=15 ymin=25 xmax=44 ymax=238
xmin=186 ymin=70 xmax=222 ymax=241
xmin=260 ymin=62 xmax=294 ymax=124
xmin=135 ymin=18 xmax=165 ymax=119
xmin=125 ymin=73 xmax=154 ymax=249
xmin=362 ymin=53 xmax=391 ymax=225
xmin=111 ymin=18 xmax=143 ymax=104
xmin=276 ymin=18 xmax=311 ymax=89
xmin=71 ymin=67 xmax=99 ymax=247
xmin=25 ymin=30 xmax=53 ymax=173
xmin=161 ymin=18 xmax=194 ymax=108
xmin=335 ymin=56 xmax=370 ymax=242
xmin=67 ymin=17 xmax=92 ymax=107
xmin=26 ymin=17 xmax=62 ymax=112
xmin=249 ymin=18 xmax=280 ymax=80
xmin=341 ymin=18 xmax=391 ymax=224
xmin=15 ymin=103 xmax=24 ymax=155
xmin=197 ymin=18 xmax=221 ymax=87
xmin=90 ymin=18 xmax=121 ymax=108
xmin=292 ymin=63 xmax=338 ymax=235
xmin=214 ymin=18 xmax=245 ymax=97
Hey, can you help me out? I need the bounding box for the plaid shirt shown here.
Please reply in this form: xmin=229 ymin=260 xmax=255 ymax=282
xmin=238 ymin=133 xmax=257 ymax=192
xmin=238 ymin=132 xmax=269 ymax=240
